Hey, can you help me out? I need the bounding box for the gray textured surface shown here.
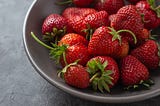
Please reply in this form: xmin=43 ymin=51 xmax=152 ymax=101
xmin=0 ymin=0 xmax=160 ymax=106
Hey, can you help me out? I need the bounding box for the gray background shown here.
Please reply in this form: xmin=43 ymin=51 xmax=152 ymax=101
xmin=0 ymin=0 xmax=160 ymax=106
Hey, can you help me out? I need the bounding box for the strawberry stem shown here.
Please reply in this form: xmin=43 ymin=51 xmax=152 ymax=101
xmin=56 ymin=0 xmax=72 ymax=5
xmin=31 ymin=32 xmax=54 ymax=50
xmin=117 ymin=29 xmax=137 ymax=44
xmin=89 ymin=72 xmax=100 ymax=83
xmin=63 ymin=52 xmax=68 ymax=66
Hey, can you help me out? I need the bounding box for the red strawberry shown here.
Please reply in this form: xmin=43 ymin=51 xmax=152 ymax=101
xmin=126 ymin=0 xmax=141 ymax=4
xmin=70 ymin=11 xmax=109 ymax=38
xmin=31 ymin=32 xmax=91 ymax=67
xmin=42 ymin=14 xmax=72 ymax=42
xmin=88 ymin=26 xmax=136 ymax=58
xmin=58 ymin=0 xmax=93 ymax=7
xmin=94 ymin=0 xmax=125 ymax=15
xmin=136 ymin=0 xmax=160 ymax=30
xmin=111 ymin=5 xmax=144 ymax=44
xmin=62 ymin=7 xmax=97 ymax=19
xmin=87 ymin=56 xmax=119 ymax=92
xmin=109 ymin=14 xmax=117 ymax=26
xmin=120 ymin=55 xmax=151 ymax=87
xmin=59 ymin=61 xmax=90 ymax=88
xmin=58 ymin=33 xmax=88 ymax=46
xmin=131 ymin=40 xmax=159 ymax=70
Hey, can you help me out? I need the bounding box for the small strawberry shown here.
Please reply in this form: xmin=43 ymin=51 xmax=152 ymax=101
xmin=131 ymin=40 xmax=160 ymax=70
xmin=31 ymin=32 xmax=91 ymax=67
xmin=136 ymin=0 xmax=160 ymax=30
xmin=58 ymin=33 xmax=88 ymax=46
xmin=42 ymin=14 xmax=72 ymax=43
xmin=57 ymin=0 xmax=93 ymax=7
xmin=59 ymin=61 xmax=90 ymax=88
xmin=87 ymin=56 xmax=119 ymax=92
xmin=88 ymin=26 xmax=136 ymax=58
xmin=62 ymin=7 xmax=97 ymax=20
xmin=111 ymin=5 xmax=144 ymax=44
xmin=94 ymin=0 xmax=125 ymax=15
xmin=120 ymin=55 xmax=153 ymax=89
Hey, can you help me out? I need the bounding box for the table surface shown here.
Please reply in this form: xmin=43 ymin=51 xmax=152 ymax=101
xmin=0 ymin=0 xmax=160 ymax=106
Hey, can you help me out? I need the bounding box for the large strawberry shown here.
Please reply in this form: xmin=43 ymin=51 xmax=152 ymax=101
xmin=120 ymin=55 xmax=153 ymax=89
xmin=136 ymin=0 xmax=160 ymax=30
xmin=58 ymin=33 xmax=88 ymax=46
xmin=88 ymin=26 xmax=136 ymax=58
xmin=87 ymin=56 xmax=119 ymax=92
xmin=31 ymin=32 xmax=91 ymax=67
xmin=111 ymin=5 xmax=144 ymax=44
xmin=42 ymin=14 xmax=72 ymax=43
xmin=58 ymin=0 xmax=93 ymax=7
xmin=131 ymin=40 xmax=159 ymax=70
xmin=94 ymin=0 xmax=125 ymax=15
xmin=59 ymin=61 xmax=90 ymax=88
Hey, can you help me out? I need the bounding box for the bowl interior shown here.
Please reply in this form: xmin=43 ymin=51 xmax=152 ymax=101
xmin=23 ymin=0 xmax=160 ymax=103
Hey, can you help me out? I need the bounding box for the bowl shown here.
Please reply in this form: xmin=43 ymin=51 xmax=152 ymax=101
xmin=23 ymin=0 xmax=160 ymax=103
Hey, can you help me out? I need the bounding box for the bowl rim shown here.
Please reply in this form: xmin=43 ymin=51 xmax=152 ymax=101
xmin=23 ymin=0 xmax=160 ymax=103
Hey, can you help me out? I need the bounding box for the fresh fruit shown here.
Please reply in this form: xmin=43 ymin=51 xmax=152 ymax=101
xmin=126 ymin=0 xmax=141 ymax=4
xmin=58 ymin=33 xmax=88 ymax=46
xmin=58 ymin=0 xmax=93 ymax=7
xmin=69 ymin=11 xmax=109 ymax=38
xmin=87 ymin=56 xmax=119 ymax=92
xmin=62 ymin=7 xmax=97 ymax=19
xmin=131 ymin=40 xmax=159 ymax=70
xmin=109 ymin=14 xmax=116 ymax=26
xmin=111 ymin=5 xmax=144 ymax=44
xmin=120 ymin=55 xmax=150 ymax=87
xmin=31 ymin=32 xmax=90 ymax=67
xmin=94 ymin=0 xmax=125 ymax=15
xmin=136 ymin=0 xmax=160 ymax=30
xmin=59 ymin=61 xmax=90 ymax=88
xmin=88 ymin=26 xmax=136 ymax=58
xmin=42 ymin=14 xmax=72 ymax=42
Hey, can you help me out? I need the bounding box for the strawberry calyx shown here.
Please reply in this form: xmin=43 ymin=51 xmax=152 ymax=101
xmin=43 ymin=27 xmax=66 ymax=44
xmin=87 ymin=59 xmax=113 ymax=93
xmin=56 ymin=0 xmax=73 ymax=5
xmin=31 ymin=32 xmax=68 ymax=65
xmin=108 ymin=27 xmax=137 ymax=45
xmin=124 ymin=79 xmax=154 ymax=90
xmin=147 ymin=0 xmax=160 ymax=18
xmin=58 ymin=60 xmax=79 ymax=78
xmin=82 ymin=24 xmax=94 ymax=40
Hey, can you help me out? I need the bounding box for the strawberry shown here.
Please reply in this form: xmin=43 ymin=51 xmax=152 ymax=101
xmin=109 ymin=14 xmax=116 ymax=26
xmin=87 ymin=56 xmax=119 ymax=92
xmin=42 ymin=14 xmax=72 ymax=43
xmin=59 ymin=61 xmax=90 ymax=88
xmin=69 ymin=11 xmax=109 ymax=38
xmin=131 ymin=40 xmax=160 ymax=70
xmin=88 ymin=26 xmax=136 ymax=58
xmin=31 ymin=32 xmax=91 ymax=67
xmin=62 ymin=7 xmax=97 ymax=19
xmin=136 ymin=0 xmax=160 ymax=30
xmin=58 ymin=0 xmax=93 ymax=7
xmin=58 ymin=33 xmax=88 ymax=46
xmin=120 ymin=55 xmax=153 ymax=88
xmin=111 ymin=5 xmax=144 ymax=44
xmin=94 ymin=0 xmax=125 ymax=15
xmin=126 ymin=0 xmax=141 ymax=4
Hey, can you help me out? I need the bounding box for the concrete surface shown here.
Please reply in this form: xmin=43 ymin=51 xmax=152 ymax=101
xmin=0 ymin=0 xmax=160 ymax=106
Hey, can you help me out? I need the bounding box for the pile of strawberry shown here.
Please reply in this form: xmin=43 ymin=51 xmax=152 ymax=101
xmin=31 ymin=0 xmax=160 ymax=92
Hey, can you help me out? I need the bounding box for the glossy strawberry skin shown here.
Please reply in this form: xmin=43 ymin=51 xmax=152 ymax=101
xmin=60 ymin=45 xmax=91 ymax=67
xmin=87 ymin=56 xmax=120 ymax=87
xmin=88 ymin=26 xmax=120 ymax=57
xmin=42 ymin=14 xmax=71 ymax=34
xmin=94 ymin=0 xmax=125 ymax=15
xmin=58 ymin=33 xmax=88 ymax=46
xmin=111 ymin=5 xmax=144 ymax=44
xmin=73 ymin=0 xmax=93 ymax=7
xmin=131 ymin=40 xmax=159 ymax=70
xmin=120 ymin=55 xmax=149 ymax=86
xmin=136 ymin=1 xmax=160 ymax=30
xmin=64 ymin=64 xmax=90 ymax=88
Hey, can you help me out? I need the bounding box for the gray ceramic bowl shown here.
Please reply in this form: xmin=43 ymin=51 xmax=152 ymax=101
xmin=23 ymin=0 xmax=160 ymax=103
